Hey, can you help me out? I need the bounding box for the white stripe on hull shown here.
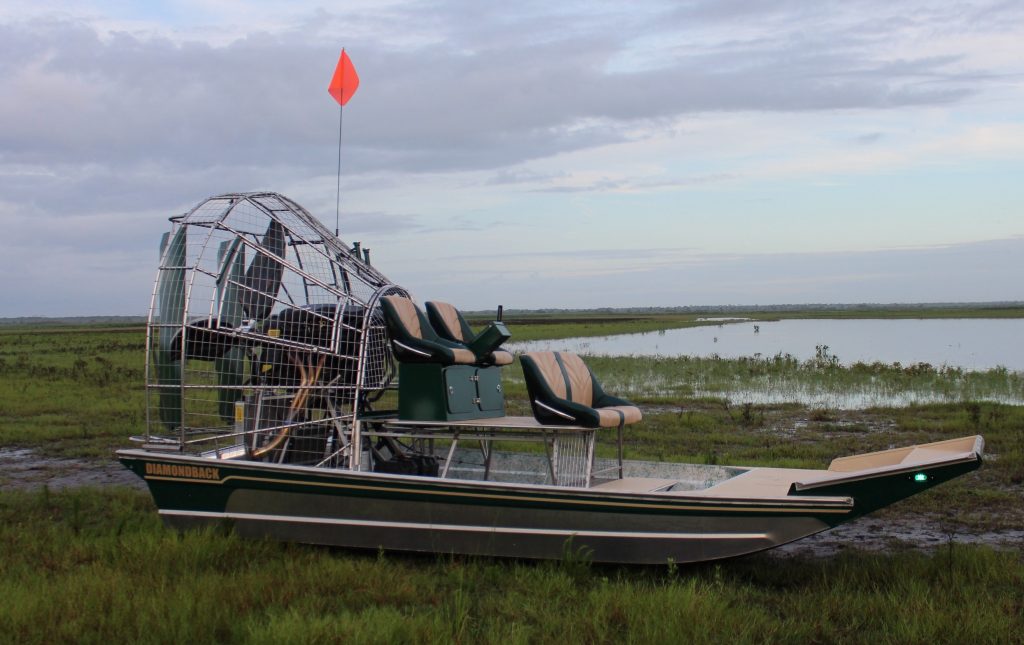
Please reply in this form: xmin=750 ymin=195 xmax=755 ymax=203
xmin=160 ymin=509 xmax=769 ymax=541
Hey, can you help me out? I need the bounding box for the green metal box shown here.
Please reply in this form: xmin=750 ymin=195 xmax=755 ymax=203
xmin=397 ymin=363 xmax=506 ymax=421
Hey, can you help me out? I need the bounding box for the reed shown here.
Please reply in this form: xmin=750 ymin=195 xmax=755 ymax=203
xmin=499 ymin=353 xmax=1024 ymax=409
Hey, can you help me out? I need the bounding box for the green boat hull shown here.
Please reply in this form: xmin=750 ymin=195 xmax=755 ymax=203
xmin=118 ymin=436 xmax=981 ymax=564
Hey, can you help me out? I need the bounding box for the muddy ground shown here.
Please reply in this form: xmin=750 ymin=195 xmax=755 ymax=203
xmin=3 ymin=446 xmax=1020 ymax=560
xmin=0 ymin=447 xmax=144 ymax=490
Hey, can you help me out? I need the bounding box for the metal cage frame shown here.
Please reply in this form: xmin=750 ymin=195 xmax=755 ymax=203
xmin=144 ymin=192 xmax=406 ymax=469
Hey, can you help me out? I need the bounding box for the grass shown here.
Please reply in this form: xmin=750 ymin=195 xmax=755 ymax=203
xmin=2 ymin=324 xmax=1022 ymax=527
xmin=2 ymin=321 xmax=1023 ymax=642
xmin=0 ymin=327 xmax=145 ymax=455
xmin=0 ymin=487 xmax=1021 ymax=644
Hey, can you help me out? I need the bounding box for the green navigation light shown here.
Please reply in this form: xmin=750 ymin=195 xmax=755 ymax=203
xmin=913 ymin=473 xmax=929 ymax=483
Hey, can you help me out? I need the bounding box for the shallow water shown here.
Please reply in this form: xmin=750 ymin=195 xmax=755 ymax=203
xmin=508 ymin=318 xmax=1024 ymax=407
xmin=511 ymin=318 xmax=1024 ymax=371
xmin=696 ymin=384 xmax=1024 ymax=409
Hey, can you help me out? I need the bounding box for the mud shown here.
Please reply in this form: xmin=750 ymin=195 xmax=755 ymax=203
xmin=771 ymin=515 xmax=1024 ymax=558
xmin=0 ymin=447 xmax=144 ymax=491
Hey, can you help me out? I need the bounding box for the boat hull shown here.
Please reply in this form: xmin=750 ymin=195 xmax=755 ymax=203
xmin=118 ymin=434 xmax=982 ymax=564
xmin=120 ymin=450 xmax=850 ymax=564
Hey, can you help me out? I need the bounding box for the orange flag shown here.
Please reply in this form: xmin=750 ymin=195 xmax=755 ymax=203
xmin=328 ymin=49 xmax=359 ymax=106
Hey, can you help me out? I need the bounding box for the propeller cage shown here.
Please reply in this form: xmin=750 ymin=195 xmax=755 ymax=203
xmin=145 ymin=192 xmax=405 ymax=466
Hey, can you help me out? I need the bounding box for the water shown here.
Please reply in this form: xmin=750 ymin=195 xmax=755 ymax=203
xmin=696 ymin=384 xmax=1024 ymax=409
xmin=511 ymin=318 xmax=1024 ymax=372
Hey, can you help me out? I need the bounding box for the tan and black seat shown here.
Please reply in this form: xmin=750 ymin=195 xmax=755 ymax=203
xmin=426 ymin=301 xmax=513 ymax=367
xmin=379 ymin=295 xmax=477 ymax=365
xmin=520 ymin=351 xmax=642 ymax=428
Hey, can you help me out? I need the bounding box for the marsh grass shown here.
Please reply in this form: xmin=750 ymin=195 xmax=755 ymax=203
xmin=497 ymin=353 xmax=1024 ymax=409
xmin=496 ymin=311 xmax=1024 ymax=407
xmin=3 ymin=323 xmax=1024 ymax=642
xmin=3 ymin=325 xmax=1022 ymax=527
xmin=0 ymin=487 xmax=1021 ymax=644
xmin=0 ymin=327 xmax=144 ymax=452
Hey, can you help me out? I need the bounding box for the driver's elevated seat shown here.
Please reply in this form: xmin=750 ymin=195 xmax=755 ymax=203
xmin=380 ymin=295 xmax=477 ymax=365
xmin=380 ymin=295 xmax=509 ymax=421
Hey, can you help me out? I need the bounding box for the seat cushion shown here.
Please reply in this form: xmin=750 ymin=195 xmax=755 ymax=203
xmin=597 ymin=405 xmax=643 ymax=428
xmin=522 ymin=351 xmax=594 ymax=405
xmin=427 ymin=301 xmax=466 ymax=342
xmin=382 ymin=295 xmax=423 ymax=338
xmin=451 ymin=348 xmax=477 ymax=364
xmin=557 ymin=352 xmax=594 ymax=406
xmin=489 ymin=350 xmax=514 ymax=366
xmin=524 ymin=351 xmax=569 ymax=399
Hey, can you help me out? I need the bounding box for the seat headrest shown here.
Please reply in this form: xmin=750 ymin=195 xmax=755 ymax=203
xmin=429 ymin=301 xmax=464 ymax=341
xmin=523 ymin=351 xmax=593 ymax=405
xmin=382 ymin=295 xmax=422 ymax=339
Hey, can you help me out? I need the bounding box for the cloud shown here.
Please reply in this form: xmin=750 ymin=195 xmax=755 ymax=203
xmin=0 ymin=1 xmax=1022 ymax=315
xmin=527 ymin=171 xmax=738 ymax=194
xmin=334 ymin=210 xmax=420 ymax=234
xmin=486 ymin=168 xmax=569 ymax=186
xmin=0 ymin=4 xmax=993 ymax=181
xmin=854 ymin=132 xmax=885 ymax=145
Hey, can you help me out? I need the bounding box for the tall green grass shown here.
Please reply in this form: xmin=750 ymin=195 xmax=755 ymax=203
xmin=0 ymin=327 xmax=145 ymax=455
xmin=0 ymin=487 xmax=1021 ymax=644
xmin=2 ymin=323 xmax=1023 ymax=642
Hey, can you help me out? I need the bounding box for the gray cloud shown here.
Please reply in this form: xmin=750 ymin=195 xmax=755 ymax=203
xmin=1 ymin=3 xmax=993 ymax=182
xmin=1 ymin=1 xmax=1021 ymax=315
xmin=486 ymin=168 xmax=570 ymax=186
xmin=854 ymin=132 xmax=885 ymax=145
xmin=333 ymin=211 xmax=421 ymax=235
xmin=529 ymin=172 xmax=738 ymax=194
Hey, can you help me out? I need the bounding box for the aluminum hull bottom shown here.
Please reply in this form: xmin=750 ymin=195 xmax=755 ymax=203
xmin=163 ymin=510 xmax=828 ymax=564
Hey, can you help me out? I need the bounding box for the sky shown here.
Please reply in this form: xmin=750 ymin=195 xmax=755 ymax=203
xmin=1 ymin=0 xmax=1022 ymax=316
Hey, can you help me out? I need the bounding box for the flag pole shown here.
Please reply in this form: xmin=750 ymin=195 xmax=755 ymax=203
xmin=327 ymin=47 xmax=358 ymax=238
xmin=335 ymin=102 xmax=343 ymax=237
xmin=326 ymin=46 xmax=361 ymax=471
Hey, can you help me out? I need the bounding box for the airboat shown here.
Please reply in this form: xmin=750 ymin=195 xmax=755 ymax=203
xmin=118 ymin=192 xmax=983 ymax=564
